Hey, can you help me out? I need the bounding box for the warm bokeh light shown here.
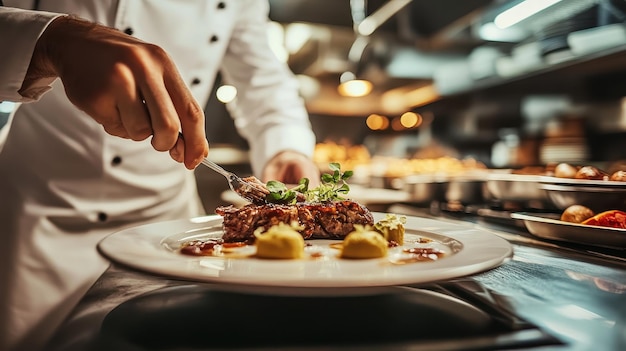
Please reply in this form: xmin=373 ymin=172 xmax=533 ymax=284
xmin=216 ymin=85 xmax=237 ymax=103
xmin=400 ymin=112 xmax=422 ymax=128
xmin=366 ymin=114 xmax=389 ymax=130
xmin=338 ymin=79 xmax=373 ymax=97
xmin=405 ymin=85 xmax=439 ymax=108
xmin=391 ymin=117 xmax=405 ymax=131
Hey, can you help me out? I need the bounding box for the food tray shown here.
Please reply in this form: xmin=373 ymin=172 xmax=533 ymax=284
xmin=512 ymin=212 xmax=626 ymax=249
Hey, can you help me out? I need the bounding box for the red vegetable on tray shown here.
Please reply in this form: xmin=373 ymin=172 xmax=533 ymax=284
xmin=582 ymin=210 xmax=626 ymax=229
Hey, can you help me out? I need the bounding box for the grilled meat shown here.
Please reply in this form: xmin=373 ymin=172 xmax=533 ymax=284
xmin=215 ymin=200 xmax=374 ymax=243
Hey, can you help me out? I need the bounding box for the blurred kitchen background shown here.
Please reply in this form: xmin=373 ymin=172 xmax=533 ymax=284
xmin=4 ymin=0 xmax=626 ymax=213
xmin=201 ymin=0 xmax=626 ymax=212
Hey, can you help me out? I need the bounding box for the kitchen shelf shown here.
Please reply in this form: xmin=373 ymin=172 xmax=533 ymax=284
xmin=436 ymin=43 xmax=626 ymax=101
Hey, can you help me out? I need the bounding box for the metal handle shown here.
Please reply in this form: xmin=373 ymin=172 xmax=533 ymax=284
xmin=200 ymin=158 xmax=231 ymax=178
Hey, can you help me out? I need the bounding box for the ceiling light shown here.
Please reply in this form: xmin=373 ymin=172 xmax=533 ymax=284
xmin=494 ymin=0 xmax=563 ymax=29
xmin=338 ymin=79 xmax=373 ymax=97
xmin=338 ymin=71 xmax=373 ymax=97
xmin=477 ymin=21 xmax=528 ymax=42
xmin=356 ymin=0 xmax=412 ymax=36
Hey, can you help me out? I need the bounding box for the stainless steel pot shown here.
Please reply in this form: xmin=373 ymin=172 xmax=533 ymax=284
xmin=444 ymin=175 xmax=487 ymax=205
xmin=485 ymin=172 xmax=550 ymax=204
xmin=400 ymin=175 xmax=448 ymax=204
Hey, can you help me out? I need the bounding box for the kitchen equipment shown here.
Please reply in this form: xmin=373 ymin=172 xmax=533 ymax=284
xmin=567 ymin=23 xmax=626 ymax=56
xmin=468 ymin=45 xmax=504 ymax=80
xmin=201 ymin=158 xmax=269 ymax=204
xmin=400 ymin=174 xmax=447 ymax=204
xmin=96 ymin=280 xmax=559 ymax=351
xmin=444 ymin=174 xmax=488 ymax=205
xmin=512 ymin=212 xmax=626 ymax=249
xmin=540 ymin=183 xmax=626 ymax=212
xmin=485 ymin=172 xmax=552 ymax=208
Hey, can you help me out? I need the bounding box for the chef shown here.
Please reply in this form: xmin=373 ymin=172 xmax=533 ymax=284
xmin=0 ymin=1 xmax=319 ymax=350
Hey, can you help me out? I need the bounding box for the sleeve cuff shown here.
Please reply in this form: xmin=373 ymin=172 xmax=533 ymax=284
xmin=0 ymin=7 xmax=62 ymax=102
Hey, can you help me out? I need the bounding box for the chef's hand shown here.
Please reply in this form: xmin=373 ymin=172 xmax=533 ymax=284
xmin=23 ymin=15 xmax=208 ymax=169
xmin=262 ymin=150 xmax=320 ymax=186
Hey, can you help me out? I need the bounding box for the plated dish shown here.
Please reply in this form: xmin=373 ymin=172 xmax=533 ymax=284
xmin=97 ymin=212 xmax=513 ymax=296
xmin=511 ymin=212 xmax=626 ymax=249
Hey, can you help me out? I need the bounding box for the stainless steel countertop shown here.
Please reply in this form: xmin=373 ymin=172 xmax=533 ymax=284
xmin=45 ymin=209 xmax=626 ymax=351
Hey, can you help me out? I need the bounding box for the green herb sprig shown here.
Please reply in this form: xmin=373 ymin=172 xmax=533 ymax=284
xmin=265 ymin=162 xmax=353 ymax=204
xmin=304 ymin=162 xmax=352 ymax=202
xmin=265 ymin=178 xmax=309 ymax=204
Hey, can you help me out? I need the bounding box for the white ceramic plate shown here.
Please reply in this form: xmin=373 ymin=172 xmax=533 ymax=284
xmin=511 ymin=212 xmax=626 ymax=249
xmin=98 ymin=213 xmax=513 ymax=296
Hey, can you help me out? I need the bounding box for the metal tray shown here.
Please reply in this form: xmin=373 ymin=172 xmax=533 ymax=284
xmin=540 ymin=183 xmax=626 ymax=212
xmin=512 ymin=212 xmax=626 ymax=249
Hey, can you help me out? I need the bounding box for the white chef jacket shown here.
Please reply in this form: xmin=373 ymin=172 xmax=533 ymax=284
xmin=0 ymin=1 xmax=316 ymax=350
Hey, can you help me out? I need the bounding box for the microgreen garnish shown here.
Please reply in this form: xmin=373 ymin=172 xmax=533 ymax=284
xmin=265 ymin=162 xmax=353 ymax=204
xmin=265 ymin=178 xmax=309 ymax=204
xmin=304 ymin=162 xmax=352 ymax=202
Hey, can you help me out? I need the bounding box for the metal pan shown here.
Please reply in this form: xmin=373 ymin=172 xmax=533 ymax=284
xmin=400 ymin=174 xmax=448 ymax=204
xmin=485 ymin=172 xmax=549 ymax=204
xmin=540 ymin=183 xmax=626 ymax=212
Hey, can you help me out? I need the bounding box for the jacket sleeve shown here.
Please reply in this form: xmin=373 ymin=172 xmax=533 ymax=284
xmin=0 ymin=7 xmax=61 ymax=102
xmin=219 ymin=0 xmax=316 ymax=177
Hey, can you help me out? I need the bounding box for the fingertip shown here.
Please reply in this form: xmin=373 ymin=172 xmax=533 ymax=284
xmin=151 ymin=132 xmax=179 ymax=152
xmin=184 ymin=161 xmax=197 ymax=170
xmin=169 ymin=137 xmax=185 ymax=163
xmin=169 ymin=149 xmax=183 ymax=164
xmin=183 ymin=139 xmax=209 ymax=169
xmin=184 ymin=152 xmax=205 ymax=170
